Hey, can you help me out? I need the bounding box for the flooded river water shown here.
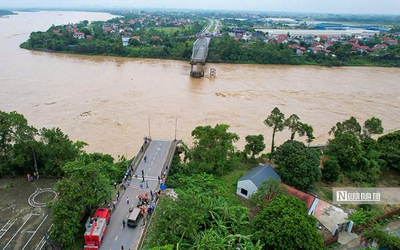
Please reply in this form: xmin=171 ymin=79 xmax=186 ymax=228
xmin=1 ymin=11 xmax=399 ymax=158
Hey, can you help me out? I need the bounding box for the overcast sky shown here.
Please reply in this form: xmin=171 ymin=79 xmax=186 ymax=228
xmin=1 ymin=0 xmax=399 ymax=15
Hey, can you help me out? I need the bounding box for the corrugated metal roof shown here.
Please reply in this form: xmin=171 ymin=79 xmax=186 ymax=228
xmin=239 ymin=164 xmax=280 ymax=188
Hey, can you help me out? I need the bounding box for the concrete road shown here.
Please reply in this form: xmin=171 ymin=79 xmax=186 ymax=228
xmin=100 ymin=139 xmax=173 ymax=250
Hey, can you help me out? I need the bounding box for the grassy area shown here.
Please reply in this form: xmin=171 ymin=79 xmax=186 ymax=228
xmin=152 ymin=26 xmax=182 ymax=35
xmin=209 ymin=23 xmax=216 ymax=33
xmin=141 ymin=161 xmax=255 ymax=249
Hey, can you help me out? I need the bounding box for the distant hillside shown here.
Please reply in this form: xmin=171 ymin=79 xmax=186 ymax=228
xmin=0 ymin=10 xmax=15 ymax=17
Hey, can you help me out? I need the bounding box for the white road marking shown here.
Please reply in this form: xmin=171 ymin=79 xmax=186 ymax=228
xmin=2 ymin=213 xmax=39 ymax=250
xmin=34 ymin=223 xmax=52 ymax=250
xmin=22 ymin=214 xmax=49 ymax=250
xmin=0 ymin=218 xmax=18 ymax=239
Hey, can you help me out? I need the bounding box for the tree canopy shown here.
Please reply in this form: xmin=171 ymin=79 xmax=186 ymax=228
xmin=249 ymin=178 xmax=287 ymax=209
xmin=274 ymin=140 xmax=321 ymax=190
xmin=264 ymin=107 xmax=285 ymax=158
xmin=377 ymin=130 xmax=400 ymax=171
xmin=321 ymin=157 xmax=341 ymax=182
xmin=49 ymin=156 xmax=122 ymax=247
xmin=181 ymin=124 xmax=240 ymax=176
xmin=244 ymin=134 xmax=265 ymax=158
xmin=252 ymin=195 xmax=324 ymax=250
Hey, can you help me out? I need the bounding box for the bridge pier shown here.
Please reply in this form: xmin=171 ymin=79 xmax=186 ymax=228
xmin=190 ymin=63 xmax=204 ymax=78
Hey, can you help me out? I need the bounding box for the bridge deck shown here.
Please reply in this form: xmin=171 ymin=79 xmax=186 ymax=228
xmin=191 ymin=38 xmax=210 ymax=63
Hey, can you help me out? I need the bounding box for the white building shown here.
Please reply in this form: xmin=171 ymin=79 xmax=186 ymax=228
xmin=73 ymin=32 xmax=85 ymax=39
xmin=237 ymin=164 xmax=281 ymax=199
xmin=121 ymin=36 xmax=130 ymax=46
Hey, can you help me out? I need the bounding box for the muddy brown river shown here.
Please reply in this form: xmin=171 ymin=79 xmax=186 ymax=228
xmin=1 ymin=11 xmax=399 ymax=158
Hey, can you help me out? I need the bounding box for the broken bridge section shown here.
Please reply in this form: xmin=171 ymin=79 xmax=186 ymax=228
xmin=190 ymin=38 xmax=210 ymax=78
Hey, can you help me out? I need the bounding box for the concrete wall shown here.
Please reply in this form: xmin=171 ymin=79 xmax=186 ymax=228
xmin=237 ymin=179 xmax=257 ymax=199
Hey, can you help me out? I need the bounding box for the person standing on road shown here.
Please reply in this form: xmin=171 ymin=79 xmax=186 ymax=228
xmin=145 ymin=180 xmax=149 ymax=188
xmin=122 ymin=220 xmax=125 ymax=228
xmin=127 ymin=197 xmax=130 ymax=204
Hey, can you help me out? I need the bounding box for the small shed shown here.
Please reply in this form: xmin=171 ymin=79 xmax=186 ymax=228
xmin=237 ymin=164 xmax=281 ymax=199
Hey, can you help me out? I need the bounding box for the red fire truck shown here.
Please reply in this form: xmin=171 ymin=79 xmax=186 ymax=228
xmin=84 ymin=208 xmax=111 ymax=249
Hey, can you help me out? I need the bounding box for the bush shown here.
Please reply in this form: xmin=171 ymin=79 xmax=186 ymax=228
xmin=321 ymin=157 xmax=340 ymax=182
xmin=349 ymin=208 xmax=379 ymax=226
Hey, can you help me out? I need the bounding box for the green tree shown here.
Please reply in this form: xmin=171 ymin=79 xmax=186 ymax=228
xmin=378 ymin=130 xmax=400 ymax=170
xmin=0 ymin=111 xmax=38 ymax=175
xmin=274 ymin=140 xmax=321 ymax=190
xmin=264 ymin=107 xmax=285 ymax=158
xmin=252 ymin=195 xmax=324 ymax=250
xmin=321 ymin=157 xmax=340 ymax=182
xmin=363 ymin=117 xmax=384 ymax=139
xmin=329 ymin=116 xmax=362 ymax=138
xmin=39 ymin=127 xmax=87 ymax=176
xmin=285 ymin=114 xmax=301 ymax=140
xmin=302 ymin=123 xmax=315 ymax=145
xmin=244 ymin=134 xmax=265 ymax=158
xmin=325 ymin=133 xmax=382 ymax=183
xmin=48 ymin=159 xmax=114 ymax=247
xmin=181 ymin=124 xmax=239 ymax=176
xmin=249 ymin=178 xmax=287 ymax=209
xmin=285 ymin=114 xmax=315 ymax=144
xmin=49 ymin=197 xmax=82 ymax=247
xmin=325 ymin=133 xmax=365 ymax=172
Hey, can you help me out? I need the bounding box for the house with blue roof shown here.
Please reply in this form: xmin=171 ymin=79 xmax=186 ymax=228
xmin=237 ymin=164 xmax=281 ymax=199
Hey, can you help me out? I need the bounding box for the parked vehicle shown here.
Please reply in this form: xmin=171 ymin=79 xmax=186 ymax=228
xmin=84 ymin=208 xmax=111 ymax=249
xmin=127 ymin=208 xmax=142 ymax=228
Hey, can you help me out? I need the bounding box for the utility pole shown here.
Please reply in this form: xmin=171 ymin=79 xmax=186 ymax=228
xmin=148 ymin=116 xmax=151 ymax=137
xmin=125 ymin=146 xmax=128 ymax=170
xmin=32 ymin=148 xmax=38 ymax=179
xmin=174 ymin=117 xmax=177 ymax=141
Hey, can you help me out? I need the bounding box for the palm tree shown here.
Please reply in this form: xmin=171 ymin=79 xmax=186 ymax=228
xmin=264 ymin=107 xmax=285 ymax=159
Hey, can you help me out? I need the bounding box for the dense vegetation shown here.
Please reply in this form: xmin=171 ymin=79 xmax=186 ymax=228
xmin=19 ymin=13 xmax=400 ymax=67
xmin=207 ymin=35 xmax=400 ymax=67
xmin=0 ymin=110 xmax=128 ymax=247
xmin=3 ymin=108 xmax=399 ymax=249
xmin=143 ymin=124 xmax=324 ymax=250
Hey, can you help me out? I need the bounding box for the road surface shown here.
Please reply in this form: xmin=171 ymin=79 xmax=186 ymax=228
xmin=100 ymin=139 xmax=173 ymax=250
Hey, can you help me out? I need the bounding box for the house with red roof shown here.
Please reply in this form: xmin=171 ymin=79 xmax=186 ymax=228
xmin=284 ymin=184 xmax=319 ymax=215
xmin=352 ymin=44 xmax=369 ymax=52
xmin=288 ymin=44 xmax=300 ymax=49
xmin=369 ymin=44 xmax=388 ymax=52
xmin=319 ymin=35 xmax=328 ymax=40
xmin=308 ymin=47 xmax=323 ymax=53
xmin=382 ymin=37 xmax=398 ymax=45
xmin=131 ymin=36 xmax=141 ymax=41
xmin=348 ymin=38 xmax=358 ymax=44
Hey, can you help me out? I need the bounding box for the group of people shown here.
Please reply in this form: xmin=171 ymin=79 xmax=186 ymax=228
xmin=136 ymin=192 xmax=157 ymax=216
